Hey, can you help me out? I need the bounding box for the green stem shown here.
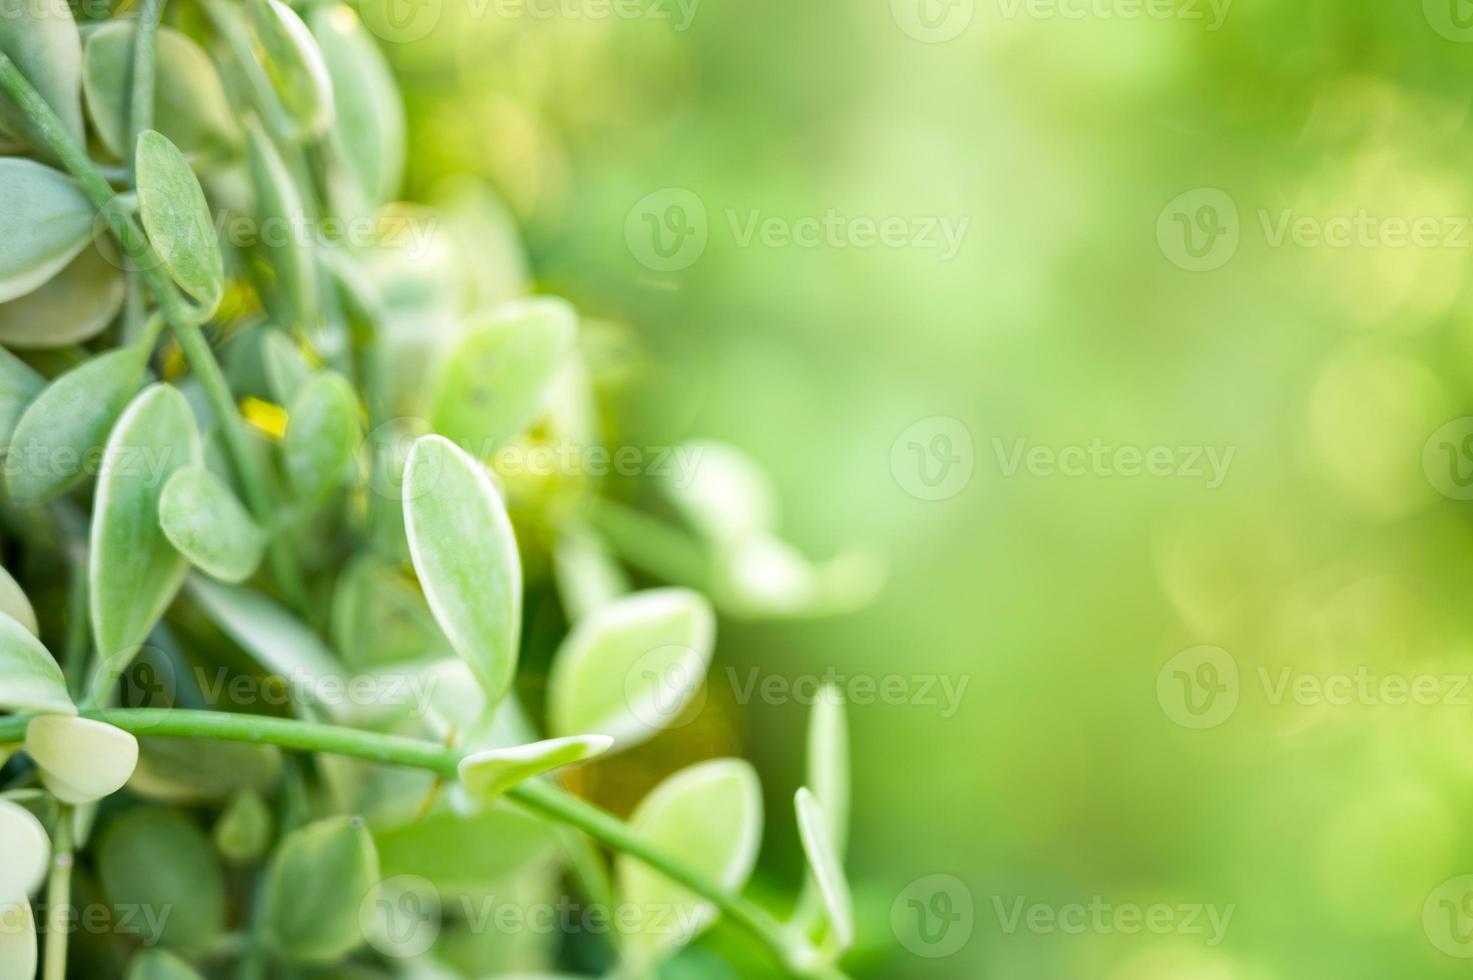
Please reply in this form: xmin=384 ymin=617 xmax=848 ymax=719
xmin=43 ymin=808 xmax=73 ymax=980
xmin=0 ymin=709 xmax=817 ymax=976
xmin=0 ymin=50 xmax=307 ymax=614
xmin=128 ymin=0 xmax=163 ymax=178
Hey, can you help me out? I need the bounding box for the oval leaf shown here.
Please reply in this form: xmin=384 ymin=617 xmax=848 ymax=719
xmin=126 ymin=948 xmax=207 ymax=980
xmin=159 ymin=465 xmax=265 ymax=583
xmin=98 ymin=807 xmax=224 ymax=950
xmin=0 ymin=565 xmax=37 ymax=637
xmin=547 ymin=588 xmax=714 ymax=751
xmin=136 ymin=130 xmax=223 ymax=314
xmin=0 ymin=897 xmax=37 ymax=980
xmin=245 ymin=122 xmax=316 ymax=330
xmin=309 ymin=5 xmax=404 ymax=211
xmin=5 ymin=345 xmax=148 ymax=503
xmin=261 ymin=329 xmax=312 ymax=405
xmin=430 ymin=298 xmax=577 ymax=449
xmin=0 ymin=0 xmax=83 ymax=147
xmin=0 ymin=345 xmax=42 ymax=447
xmin=404 ymin=435 xmax=522 ymax=710
xmin=89 ymin=383 xmax=201 ymax=696
xmin=283 ymin=371 xmax=358 ymax=503
xmin=262 ymin=816 xmax=378 ymax=963
xmin=0 ymin=611 xmax=73 ymax=715
xmin=248 ymin=0 xmax=335 ymax=136
xmin=615 ymin=759 xmax=764 ymax=968
xmin=660 ymin=440 xmax=777 ymax=546
xmin=26 ymin=715 xmax=138 ymax=805
xmin=0 ymin=799 xmax=50 ymax=897
xmin=0 ymin=237 xmax=125 ymax=349
xmin=794 ymin=787 xmax=854 ymax=952
xmin=213 ymin=789 xmax=274 ymax=864
xmin=0 ymin=159 xmax=93 ymax=303
xmin=458 ymin=734 xmax=613 ymax=805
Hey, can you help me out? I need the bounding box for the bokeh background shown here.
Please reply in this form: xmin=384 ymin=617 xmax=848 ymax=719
xmin=360 ymin=0 xmax=1473 ymax=976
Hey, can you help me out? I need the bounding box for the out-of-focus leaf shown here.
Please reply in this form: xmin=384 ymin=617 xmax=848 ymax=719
xmin=615 ymin=759 xmax=764 ymax=968
xmin=0 ymin=0 xmax=83 ymax=146
xmin=807 ymin=684 xmax=848 ymax=855
xmin=247 ymin=0 xmax=334 ymax=137
xmin=374 ymin=804 xmax=557 ymax=900
xmin=0 ymin=566 xmax=37 ymax=637
xmin=547 ymin=588 xmax=714 ymax=751
xmin=213 ymin=788 xmax=273 ymax=864
xmin=457 ymin=734 xmax=612 ymax=805
xmin=283 ymin=370 xmax=358 ymax=503
xmin=97 ymin=807 xmax=223 ymax=950
xmin=553 ymin=526 xmax=629 ymax=621
xmin=185 ymin=576 xmax=343 ymax=696
xmin=330 ymin=553 xmax=450 ymax=669
xmin=159 ymin=465 xmax=265 ymax=583
xmin=0 ymin=896 xmax=36 ymax=979
xmin=429 ymin=298 xmax=576 ymax=450
xmin=0 ymin=799 xmax=50 ymax=897
xmin=0 ymin=159 xmax=93 ymax=303
xmin=0 ymin=611 xmax=73 ymax=715
xmin=89 ymin=384 xmax=200 ymax=696
xmin=309 ymin=5 xmax=404 ymax=211
xmin=26 ymin=716 xmax=137 ymax=805
xmin=128 ymin=737 xmax=282 ymax=804
xmin=794 ymin=788 xmax=854 ymax=951
xmin=82 ymin=23 xmax=237 ymax=161
xmin=125 ymin=948 xmax=206 ymax=980
xmin=5 ymin=345 xmax=148 ymax=503
xmin=261 ymin=816 xmax=378 ymax=963
xmin=0 ymin=346 xmax=42 ymax=446
xmin=261 ymin=329 xmax=312 ymax=405
xmin=0 ymin=239 xmax=125 ymax=349
xmin=245 ymin=122 xmax=315 ymax=331
xmin=660 ymin=440 xmax=777 ymax=546
xmin=404 ymin=435 xmax=522 ymax=710
xmin=136 ymin=130 xmax=223 ymax=314
xmin=714 ymin=535 xmax=885 ymax=620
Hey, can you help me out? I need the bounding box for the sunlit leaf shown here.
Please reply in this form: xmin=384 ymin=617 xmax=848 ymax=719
xmin=714 ymin=534 xmax=885 ymax=619
xmin=248 ymin=0 xmax=335 ymax=137
xmin=0 ymin=611 xmax=73 ymax=715
xmin=615 ymin=759 xmax=764 ymax=968
xmin=660 ymin=440 xmax=777 ymax=546
xmin=97 ymin=807 xmax=223 ymax=950
xmin=0 ymin=0 xmax=83 ymax=147
xmin=262 ymin=816 xmax=378 ymax=963
xmin=26 ymin=716 xmax=138 ymax=805
xmin=309 ymin=4 xmax=404 ymax=212
xmin=136 ymin=130 xmax=223 ymax=314
xmin=807 ymin=683 xmax=848 ymax=855
xmin=0 ymin=158 xmax=93 ymax=303
xmin=0 ymin=799 xmax=50 ymax=897
xmin=283 ymin=370 xmax=358 ymax=504
xmin=404 ymin=435 xmax=522 ymax=709
xmin=458 ymin=734 xmax=612 ymax=805
xmin=794 ymin=787 xmax=854 ymax=951
xmin=159 ymin=464 xmax=266 ymax=583
xmin=0 ymin=565 xmax=37 ymax=637
xmin=547 ymin=588 xmax=714 ymax=751
xmin=0 ymin=238 xmax=125 ymax=349
xmin=0 ymin=896 xmax=36 ymax=980
xmin=5 ymin=345 xmax=148 ymax=503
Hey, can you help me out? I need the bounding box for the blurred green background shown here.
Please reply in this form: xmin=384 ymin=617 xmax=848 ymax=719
xmin=363 ymin=0 xmax=1473 ymax=975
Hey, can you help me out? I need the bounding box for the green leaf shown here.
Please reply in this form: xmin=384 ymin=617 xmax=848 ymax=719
xmin=212 ymin=788 xmax=274 ymax=864
xmin=0 ymin=0 xmax=83 ymax=147
xmin=553 ymin=526 xmax=629 ymax=622
xmin=309 ymin=4 xmax=404 ymax=212
xmin=262 ymin=816 xmax=379 ymax=963
xmin=374 ymin=805 xmax=556 ymax=901
xmin=89 ymin=384 xmax=200 ymax=695
xmin=245 ymin=122 xmax=316 ymax=331
xmin=458 ymin=734 xmax=613 ymax=805
xmin=0 ymin=611 xmax=73 ymax=715
xmin=0 ymin=237 xmax=125 ymax=349
xmin=0 ymin=159 xmax=93 ymax=303
xmin=615 ymin=759 xmax=764 ymax=968
xmin=547 ymin=588 xmax=714 ymax=751
xmin=0 ymin=346 xmax=42 ymax=447
xmin=0 ymin=897 xmax=36 ymax=979
xmin=4 ymin=345 xmax=148 ymax=503
xmin=97 ymin=807 xmax=224 ymax=950
xmin=248 ymin=0 xmax=335 ymax=137
xmin=660 ymin=440 xmax=778 ymax=546
xmin=128 ymin=737 xmax=282 ymax=804
xmin=0 ymin=799 xmax=50 ymax=897
xmin=136 ymin=130 xmax=224 ymax=315
xmin=82 ymin=22 xmax=237 ymax=161
xmin=404 ymin=435 xmax=522 ymax=710
xmin=283 ymin=370 xmax=358 ymax=503
xmin=806 ymin=683 xmax=848 ymax=855
xmin=159 ymin=465 xmax=266 ymax=583
xmin=261 ymin=329 xmax=313 ymax=405
xmin=429 ymin=298 xmax=577 ymax=449
xmin=714 ymin=534 xmax=885 ymax=619
xmin=26 ymin=716 xmax=137 ymax=805
xmin=794 ymin=787 xmax=854 ymax=951
xmin=0 ymin=565 xmax=37 ymax=637
xmin=329 ymin=552 xmax=450 ymax=669
xmin=185 ymin=575 xmax=343 ymax=692
xmin=125 ymin=948 xmax=207 ymax=980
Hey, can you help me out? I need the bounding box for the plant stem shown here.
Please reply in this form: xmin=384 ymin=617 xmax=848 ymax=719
xmin=43 ymin=808 xmax=73 ymax=980
xmin=0 ymin=51 xmax=307 ymax=613
xmin=128 ymin=0 xmax=164 ymax=178
xmin=0 ymin=709 xmax=818 ymax=976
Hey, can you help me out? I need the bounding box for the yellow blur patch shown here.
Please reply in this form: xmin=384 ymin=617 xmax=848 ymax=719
xmin=241 ymin=397 xmax=289 ymax=440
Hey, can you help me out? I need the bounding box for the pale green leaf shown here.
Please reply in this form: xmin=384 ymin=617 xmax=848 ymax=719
xmin=553 ymin=526 xmax=629 ymax=622
xmin=430 ymin=298 xmax=577 ymax=449
xmin=26 ymin=716 xmax=137 ymax=805
xmin=213 ymin=788 xmax=274 ymax=864
xmin=159 ymin=464 xmax=266 ymax=583
xmin=0 ymin=799 xmax=50 ymax=897
xmin=0 ymin=237 xmax=124 ymax=349
xmin=715 ymin=534 xmax=885 ymax=619
xmin=807 ymin=683 xmax=848 ymax=855
xmin=248 ymin=0 xmax=335 ymax=136
xmin=261 ymin=329 xmax=313 ymax=405
xmin=404 ymin=434 xmax=522 ymax=709
xmin=262 ymin=816 xmax=379 ymax=963
xmin=97 ymin=807 xmax=223 ymax=950
xmin=0 ymin=0 xmax=83 ymax=147
xmin=128 ymin=737 xmax=282 ymax=804
xmin=5 ymin=345 xmax=147 ymax=503
xmin=329 ymin=552 xmax=450 ymax=669
xmin=547 ymin=588 xmax=714 ymax=751
xmin=126 ymin=948 xmax=207 ymax=980
xmin=374 ymin=805 xmax=556 ymax=901
xmin=0 ymin=158 xmax=93 ymax=302
xmin=283 ymin=370 xmax=358 ymax=503
xmin=89 ymin=384 xmax=200 ymax=695
xmin=0 ymin=897 xmax=36 ymax=980
xmin=0 ymin=565 xmax=37 ymax=636
xmin=660 ymin=440 xmax=778 ymax=546
xmin=794 ymin=787 xmax=854 ymax=951
xmin=245 ymin=122 xmax=316 ymax=330
xmin=136 ymin=130 xmax=224 ymax=314
xmin=615 ymin=759 xmax=764 ymax=967
xmin=82 ymin=22 xmax=237 ymax=161
xmin=309 ymin=4 xmax=404 ymax=211
xmin=0 ymin=346 xmax=42 ymax=447
xmin=458 ymin=734 xmax=613 ymax=805
xmin=185 ymin=575 xmax=343 ymax=692
xmin=0 ymin=611 xmax=73 ymax=715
